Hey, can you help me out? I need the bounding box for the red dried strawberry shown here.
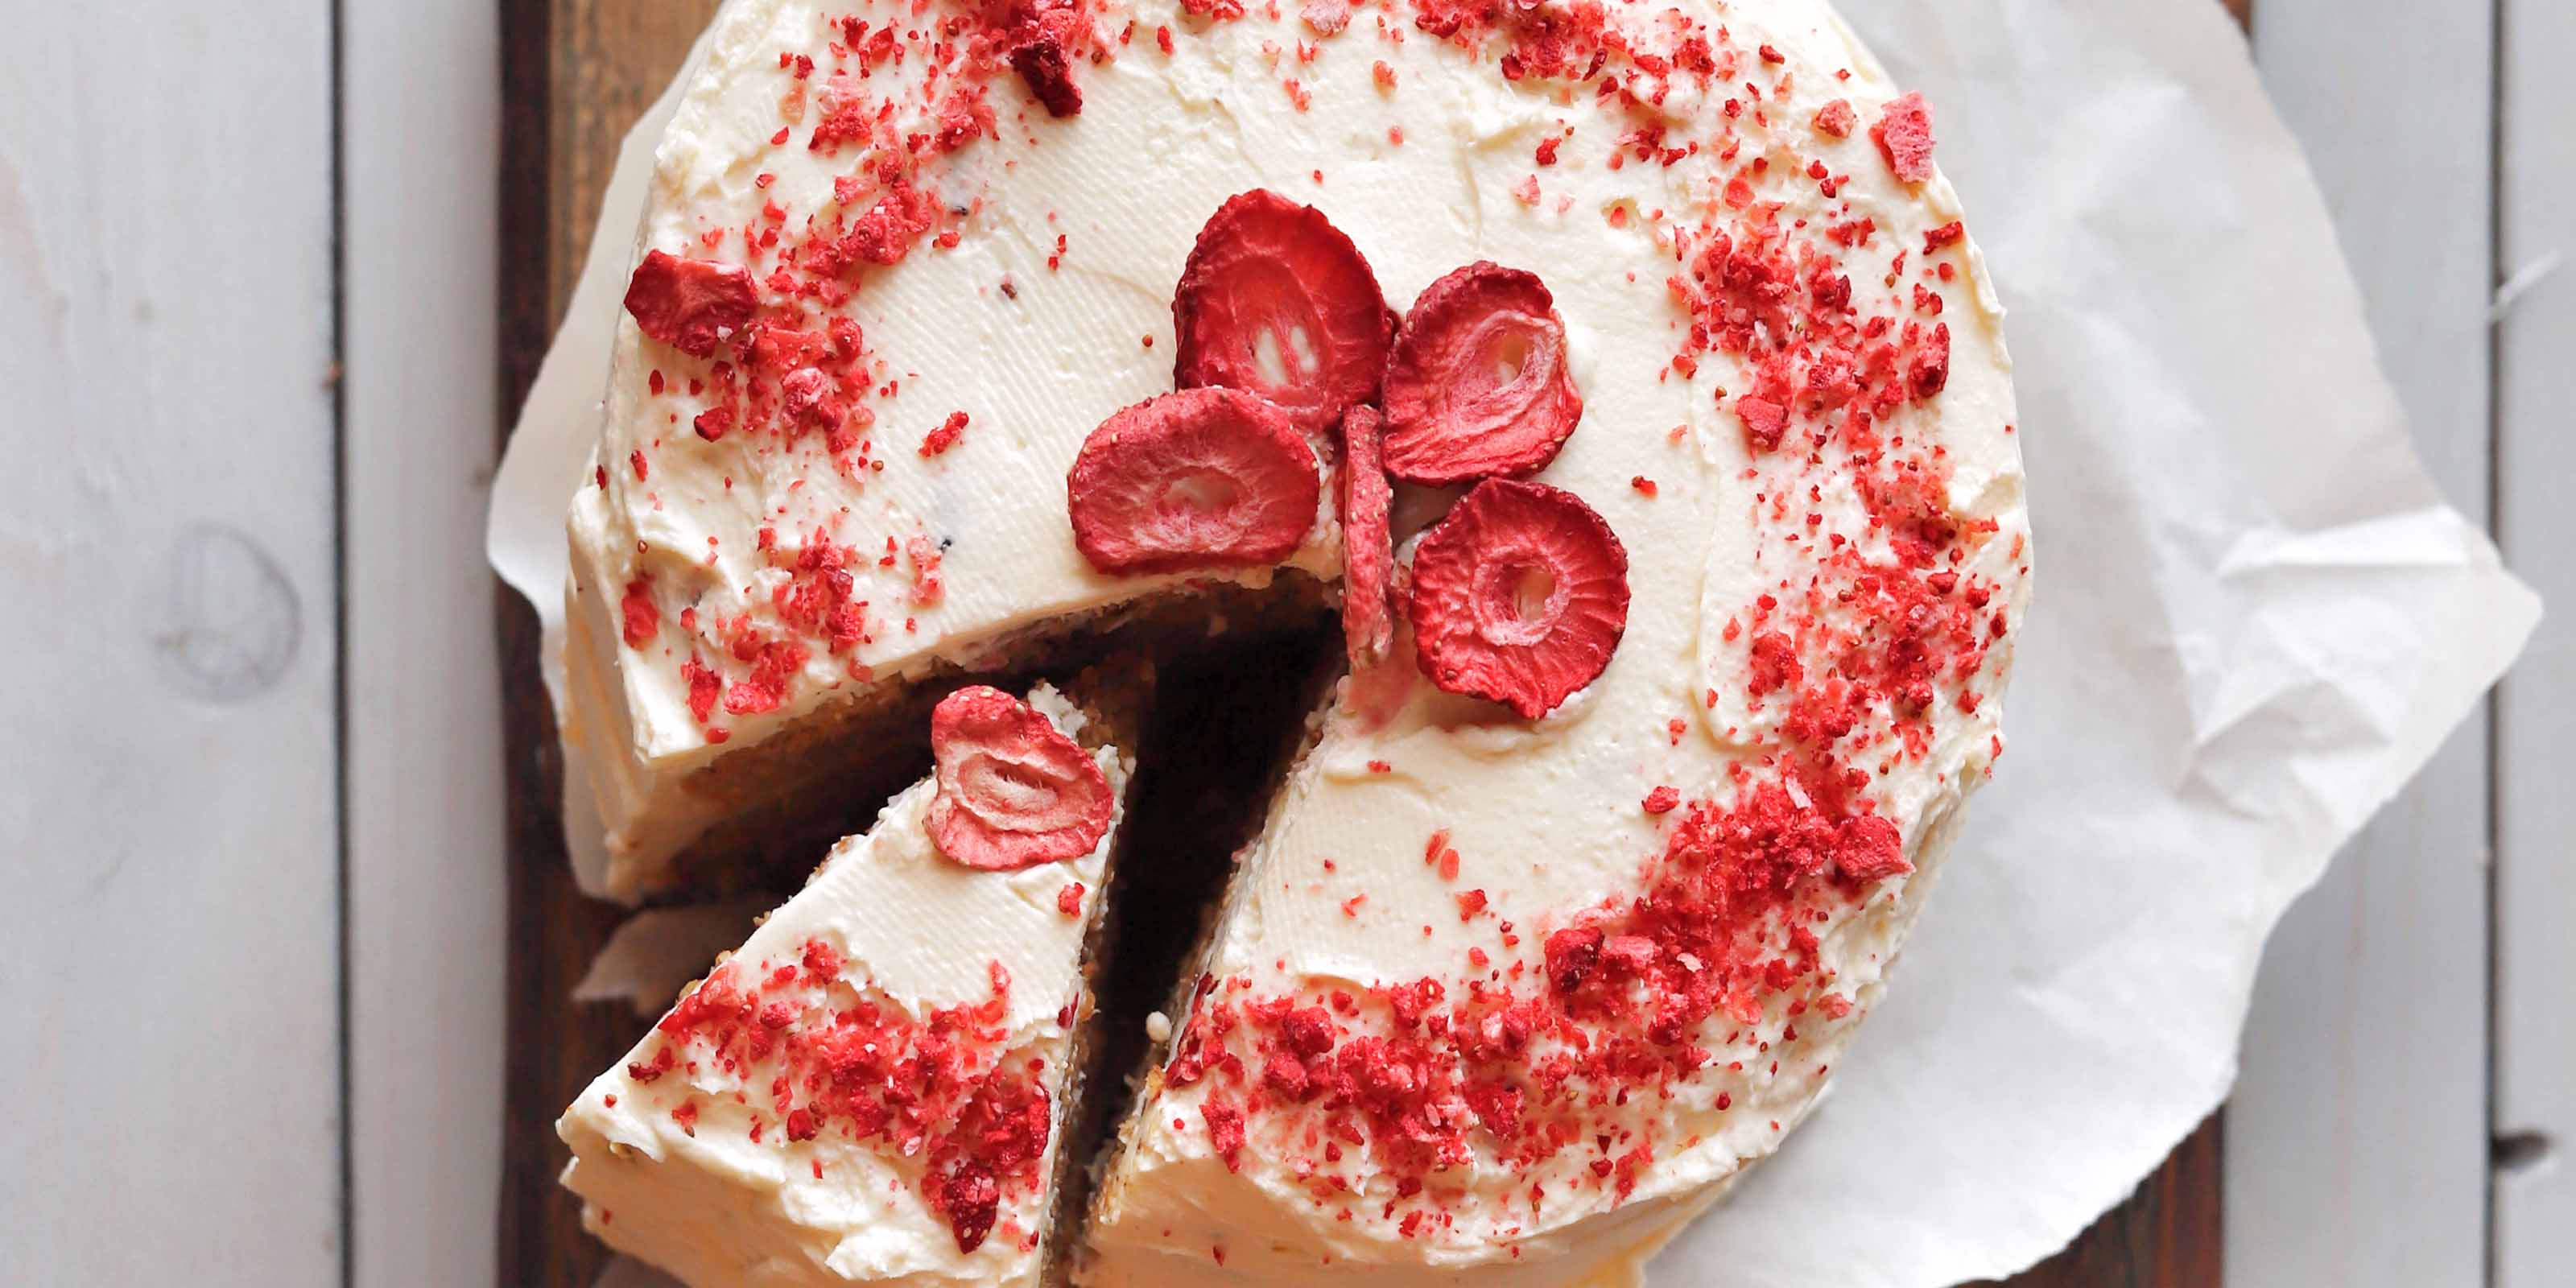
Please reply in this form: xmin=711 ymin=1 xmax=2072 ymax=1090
xmin=928 ymin=685 xmax=1113 ymax=871
xmin=1381 ymin=262 xmax=1583 ymax=484
xmin=1737 ymin=394 xmax=1789 ymax=452
xmin=1174 ymin=190 xmax=1393 ymax=431
xmin=1407 ymin=479 xmax=1629 ymax=717
xmin=939 ymin=1163 xmax=1001 ymax=1253
xmin=1340 ymin=405 xmax=1394 ymax=667
xmin=623 ymin=249 xmax=758 ymax=358
xmin=1009 ymin=32 xmax=1082 ymax=118
xmin=1871 ymin=92 xmax=1937 ymax=184
xmin=1834 ymin=813 xmax=1913 ymax=884
xmin=1545 ymin=926 xmax=1604 ymax=995
xmin=1068 ymin=387 xmax=1320 ymax=574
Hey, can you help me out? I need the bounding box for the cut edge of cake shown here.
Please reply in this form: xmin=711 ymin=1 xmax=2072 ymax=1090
xmin=557 ymin=664 xmax=1153 ymax=1287
xmin=1074 ymin=654 xmax=1349 ymax=1283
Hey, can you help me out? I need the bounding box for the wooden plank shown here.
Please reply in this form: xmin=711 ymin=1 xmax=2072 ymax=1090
xmin=2493 ymin=0 xmax=2576 ymax=1281
xmin=1974 ymin=1117 xmax=2225 ymax=1288
xmin=1985 ymin=2 xmax=2260 ymax=1279
xmin=341 ymin=4 xmax=509 ymax=1286
xmin=496 ymin=7 xmax=723 ymax=1283
xmin=2231 ymin=2 xmax=2497 ymax=1284
xmin=0 ymin=4 xmax=341 ymax=1282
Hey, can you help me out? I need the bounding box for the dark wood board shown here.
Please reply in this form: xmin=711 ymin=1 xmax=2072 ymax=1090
xmin=493 ymin=2 xmax=2241 ymax=1282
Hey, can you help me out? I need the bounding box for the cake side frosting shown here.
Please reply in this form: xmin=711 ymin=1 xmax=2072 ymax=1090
xmin=559 ymin=685 xmax=1133 ymax=1286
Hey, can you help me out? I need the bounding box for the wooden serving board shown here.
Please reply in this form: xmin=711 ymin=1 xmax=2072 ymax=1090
xmin=492 ymin=2 xmax=2234 ymax=1282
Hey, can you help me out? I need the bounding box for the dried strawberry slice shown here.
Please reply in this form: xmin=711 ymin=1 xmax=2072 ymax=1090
xmin=1407 ymin=479 xmax=1629 ymax=717
xmin=622 ymin=249 xmax=758 ymax=358
xmin=1381 ymin=262 xmax=1583 ymax=484
xmin=1174 ymin=190 xmax=1393 ymax=431
xmin=928 ymin=685 xmax=1113 ymax=871
xmin=1067 ymin=387 xmax=1321 ymax=574
xmin=1340 ymin=405 xmax=1395 ymax=667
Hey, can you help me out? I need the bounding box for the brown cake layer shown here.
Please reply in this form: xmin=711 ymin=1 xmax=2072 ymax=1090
xmin=1069 ymin=630 xmax=1348 ymax=1280
xmin=1037 ymin=658 xmax=1157 ymax=1288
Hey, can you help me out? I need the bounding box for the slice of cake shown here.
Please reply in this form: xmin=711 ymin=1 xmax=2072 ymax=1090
xmin=559 ymin=679 xmax=1141 ymax=1286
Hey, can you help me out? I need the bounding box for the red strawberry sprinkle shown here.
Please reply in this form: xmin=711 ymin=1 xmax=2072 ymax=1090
xmin=622 ymin=249 xmax=758 ymax=358
xmin=1173 ymin=190 xmax=1393 ymax=431
xmin=1407 ymin=479 xmax=1630 ymax=717
xmin=1545 ymin=926 xmax=1604 ymax=995
xmin=1834 ymin=814 xmax=1913 ymax=884
xmin=920 ymin=410 xmax=969 ymax=456
xmin=1736 ymin=394 xmax=1789 ymax=453
xmin=927 ymin=686 xmax=1113 ymax=871
xmin=1067 ymin=388 xmax=1321 ymax=575
xmin=1009 ymin=29 xmax=1083 ymax=118
xmin=619 ymin=580 xmax=658 ymax=648
xmin=939 ymin=1164 xmax=1001 ymax=1253
xmin=1871 ymin=92 xmax=1937 ymax=184
xmin=1381 ymin=262 xmax=1583 ymax=484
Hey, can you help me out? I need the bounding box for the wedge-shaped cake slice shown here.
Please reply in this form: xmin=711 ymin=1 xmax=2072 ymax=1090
xmin=561 ymin=680 xmax=1139 ymax=1286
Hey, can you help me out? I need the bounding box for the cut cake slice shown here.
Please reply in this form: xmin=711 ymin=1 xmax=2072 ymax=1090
xmin=559 ymin=674 xmax=1145 ymax=1287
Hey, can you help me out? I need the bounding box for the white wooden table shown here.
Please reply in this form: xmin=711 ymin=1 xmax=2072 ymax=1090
xmin=1 ymin=2 xmax=2563 ymax=1283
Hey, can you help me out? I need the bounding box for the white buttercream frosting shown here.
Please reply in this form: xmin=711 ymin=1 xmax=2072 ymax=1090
xmin=560 ymin=0 xmax=2029 ymax=1282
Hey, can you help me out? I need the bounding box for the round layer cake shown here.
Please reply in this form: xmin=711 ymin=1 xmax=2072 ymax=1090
xmin=560 ymin=0 xmax=2029 ymax=1281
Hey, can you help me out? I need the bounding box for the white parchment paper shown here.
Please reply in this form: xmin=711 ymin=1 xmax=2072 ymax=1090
xmin=488 ymin=1 xmax=2541 ymax=1282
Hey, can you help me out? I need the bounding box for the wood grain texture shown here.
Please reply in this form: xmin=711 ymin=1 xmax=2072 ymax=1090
xmin=1 ymin=3 xmax=341 ymax=1282
xmin=491 ymin=2 xmax=2231 ymax=1283
xmin=345 ymin=4 xmax=510 ymax=1286
xmin=2231 ymin=1 xmax=2496 ymax=1284
xmin=2494 ymin=0 xmax=2576 ymax=1281
xmin=1971 ymin=1117 xmax=2225 ymax=1288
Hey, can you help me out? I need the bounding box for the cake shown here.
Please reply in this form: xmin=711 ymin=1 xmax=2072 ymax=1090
xmin=559 ymin=680 xmax=1141 ymax=1285
xmin=558 ymin=0 xmax=2030 ymax=1282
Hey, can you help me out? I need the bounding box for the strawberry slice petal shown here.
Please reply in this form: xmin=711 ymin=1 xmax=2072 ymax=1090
xmin=623 ymin=249 xmax=759 ymax=358
xmin=1406 ymin=479 xmax=1629 ymax=717
xmin=1068 ymin=387 xmax=1321 ymax=575
xmin=928 ymin=686 xmax=1113 ymax=871
xmin=1340 ymin=405 xmax=1395 ymax=667
xmin=1382 ymin=262 xmax=1583 ymax=484
xmin=1174 ymin=190 xmax=1393 ymax=431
